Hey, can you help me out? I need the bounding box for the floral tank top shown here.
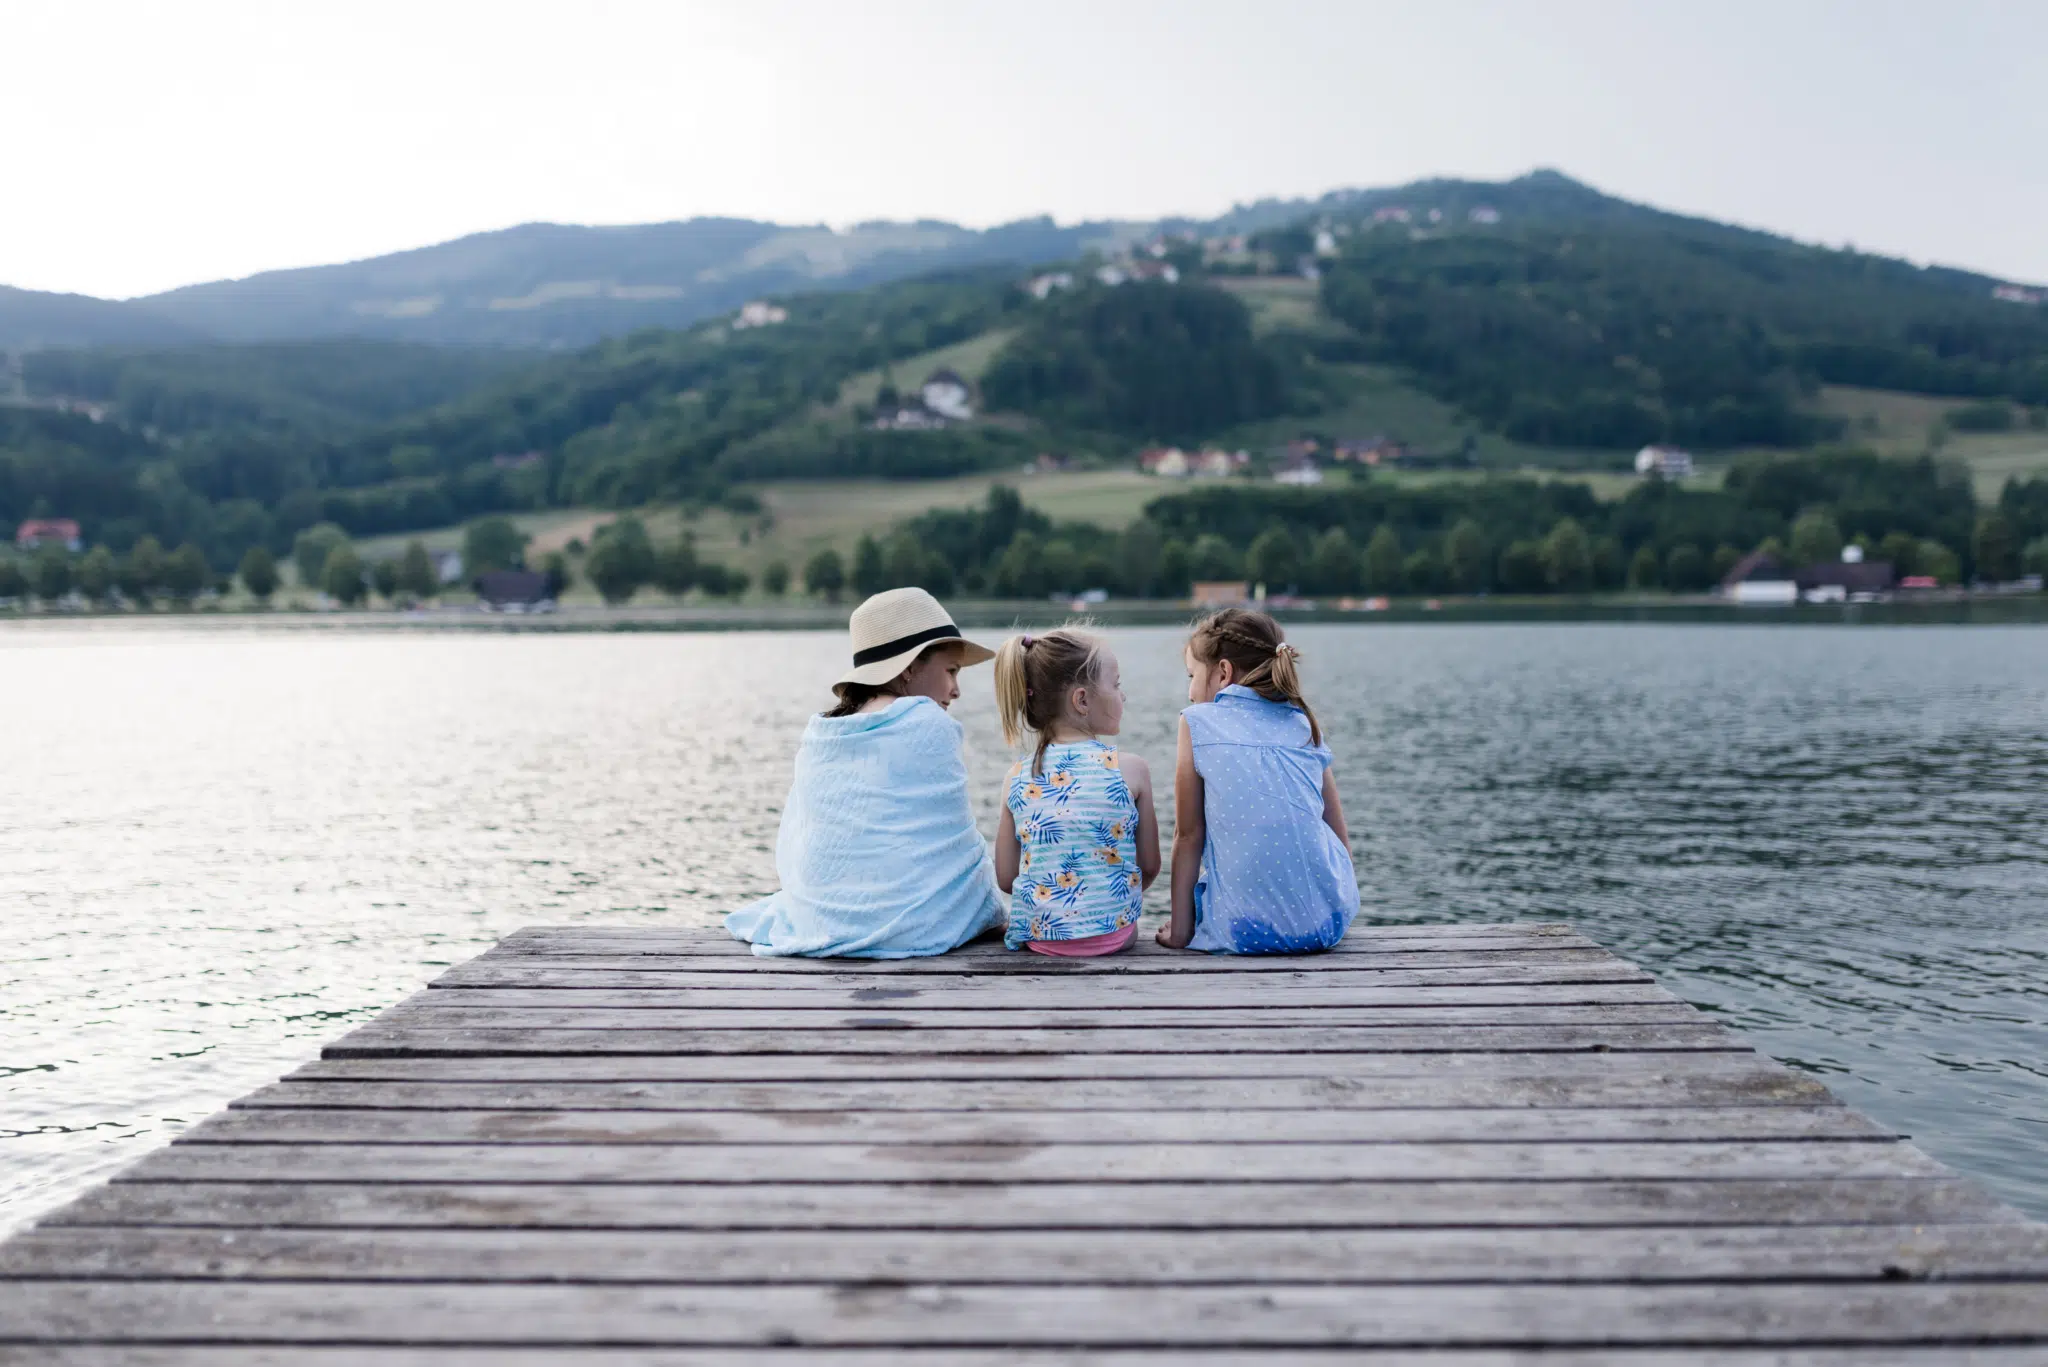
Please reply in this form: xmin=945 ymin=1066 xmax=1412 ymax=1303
xmin=1004 ymin=738 xmax=1144 ymax=948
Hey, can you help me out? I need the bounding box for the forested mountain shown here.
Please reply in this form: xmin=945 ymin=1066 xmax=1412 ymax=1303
xmin=129 ymin=217 xmax=1119 ymax=349
xmin=13 ymin=170 xmax=2040 ymax=357
xmin=6 ymin=182 xmax=1478 ymax=351
xmin=0 ymin=285 xmax=205 ymax=349
xmin=1319 ymin=211 xmax=2048 ymax=450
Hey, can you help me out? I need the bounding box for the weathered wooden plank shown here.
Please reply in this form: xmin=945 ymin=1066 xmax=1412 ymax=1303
xmin=183 ymin=1104 xmax=1891 ymax=1145
xmin=280 ymin=1049 xmax=1789 ymax=1085
xmin=12 ymin=1223 xmax=2046 ymax=1285
xmin=121 ymin=1139 xmax=1946 ymax=1185
xmin=462 ymin=946 xmax=1620 ymax=975
xmin=385 ymin=1000 xmax=1707 ymax=1027
xmin=427 ymin=965 xmax=1655 ymax=994
xmin=421 ymin=973 xmax=1671 ymax=1001
xmin=11 ymin=1350 xmax=2048 ymax=1367
xmin=372 ymin=1006 xmax=1712 ymax=1033
xmin=10 ymin=1346 xmax=2048 ymax=1367
xmin=323 ymin=1023 xmax=1738 ymax=1058
xmin=48 ymin=1178 xmax=2020 ymax=1231
xmin=6 ymin=1280 xmax=2047 ymax=1346
xmin=243 ymin=1068 xmax=1835 ymax=1113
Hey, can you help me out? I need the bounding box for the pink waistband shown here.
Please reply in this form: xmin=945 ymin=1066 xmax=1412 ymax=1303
xmin=1026 ymin=922 xmax=1139 ymax=958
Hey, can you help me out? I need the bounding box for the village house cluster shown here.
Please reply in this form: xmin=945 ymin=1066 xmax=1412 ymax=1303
xmin=1023 ymin=199 xmax=1507 ymax=293
xmin=1137 ymin=435 xmax=1417 ymax=485
xmin=731 ymin=300 xmax=788 ymax=329
xmin=1136 ymin=446 xmax=1249 ymax=478
xmin=1723 ymin=545 xmax=1910 ymax=605
xmin=1720 ymin=544 xmax=2041 ymax=605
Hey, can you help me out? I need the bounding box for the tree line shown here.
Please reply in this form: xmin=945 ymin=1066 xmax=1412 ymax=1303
xmin=12 ymin=458 xmax=2048 ymax=612
xmin=811 ymin=454 xmax=2048 ymax=602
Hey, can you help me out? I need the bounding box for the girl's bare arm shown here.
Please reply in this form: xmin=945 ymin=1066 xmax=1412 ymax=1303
xmin=994 ymin=805 xmax=1019 ymax=894
xmin=1321 ymin=766 xmax=1350 ymax=847
xmin=1161 ymin=718 xmax=1203 ymax=948
xmin=1124 ymin=753 xmax=1162 ymax=889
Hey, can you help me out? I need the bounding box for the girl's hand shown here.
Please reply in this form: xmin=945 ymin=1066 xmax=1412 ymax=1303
xmin=1155 ymin=924 xmax=1188 ymax=950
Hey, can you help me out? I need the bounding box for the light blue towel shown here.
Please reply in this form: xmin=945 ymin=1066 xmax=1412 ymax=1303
xmin=725 ymin=696 xmax=1004 ymax=958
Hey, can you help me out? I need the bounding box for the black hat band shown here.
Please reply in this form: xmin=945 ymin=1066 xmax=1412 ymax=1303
xmin=851 ymin=622 xmax=963 ymax=668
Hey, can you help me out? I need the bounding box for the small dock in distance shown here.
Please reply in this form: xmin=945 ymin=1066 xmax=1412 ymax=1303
xmin=3 ymin=921 xmax=2047 ymax=1363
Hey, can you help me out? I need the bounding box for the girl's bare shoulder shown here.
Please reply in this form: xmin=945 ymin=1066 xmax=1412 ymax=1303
xmin=1114 ymin=747 xmax=1154 ymax=793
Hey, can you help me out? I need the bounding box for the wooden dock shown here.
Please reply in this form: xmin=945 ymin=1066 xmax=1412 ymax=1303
xmin=4 ymin=921 xmax=2046 ymax=1364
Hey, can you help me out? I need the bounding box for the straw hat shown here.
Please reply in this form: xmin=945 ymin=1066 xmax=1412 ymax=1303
xmin=835 ymin=587 xmax=994 ymax=688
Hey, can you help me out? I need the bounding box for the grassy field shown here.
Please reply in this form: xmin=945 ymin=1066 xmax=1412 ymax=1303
xmin=824 ymin=329 xmax=1018 ymax=416
xmin=672 ymin=470 xmax=1163 ymax=578
xmin=355 ymin=509 xmax=606 ymax=563
xmin=1213 ymin=276 xmax=1324 ymax=334
xmin=1812 ymin=385 xmax=2048 ymax=500
xmin=345 ymin=471 xmax=1164 ymax=604
xmin=1216 ymin=364 xmax=1620 ymax=472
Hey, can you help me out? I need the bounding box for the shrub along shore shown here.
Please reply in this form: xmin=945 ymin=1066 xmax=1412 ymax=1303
xmin=6 ymin=448 xmax=2048 ymax=614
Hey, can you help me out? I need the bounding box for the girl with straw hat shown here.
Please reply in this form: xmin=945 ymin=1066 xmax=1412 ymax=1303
xmin=724 ymin=588 xmax=1004 ymax=957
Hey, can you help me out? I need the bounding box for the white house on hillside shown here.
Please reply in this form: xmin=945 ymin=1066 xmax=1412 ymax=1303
xmin=920 ymin=369 xmax=975 ymax=421
xmin=1635 ymin=445 xmax=1694 ymax=478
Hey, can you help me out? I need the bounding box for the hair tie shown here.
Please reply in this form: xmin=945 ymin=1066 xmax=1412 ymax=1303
xmin=1021 ymin=634 xmax=1035 ymax=648
xmin=1277 ymin=643 xmax=1299 ymax=659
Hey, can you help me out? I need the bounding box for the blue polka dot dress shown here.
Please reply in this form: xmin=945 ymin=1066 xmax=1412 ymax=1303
xmin=1183 ymin=685 xmax=1359 ymax=953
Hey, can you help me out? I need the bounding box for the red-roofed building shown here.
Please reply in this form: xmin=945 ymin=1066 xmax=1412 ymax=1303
xmin=16 ymin=519 xmax=82 ymax=552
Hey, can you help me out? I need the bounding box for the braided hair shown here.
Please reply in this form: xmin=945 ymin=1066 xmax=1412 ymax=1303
xmin=1187 ymin=608 xmax=1322 ymax=746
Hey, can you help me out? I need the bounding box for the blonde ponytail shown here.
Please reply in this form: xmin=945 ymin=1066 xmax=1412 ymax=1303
xmin=1188 ymin=608 xmax=1322 ymax=747
xmin=993 ymin=627 xmax=1107 ymax=775
xmin=993 ymin=634 xmax=1033 ymax=750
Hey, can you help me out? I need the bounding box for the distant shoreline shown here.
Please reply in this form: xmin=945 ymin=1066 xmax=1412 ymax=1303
xmin=6 ymin=594 xmax=2048 ymax=634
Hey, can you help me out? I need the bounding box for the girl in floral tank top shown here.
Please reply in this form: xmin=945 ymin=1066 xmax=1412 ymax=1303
xmin=992 ymin=628 xmax=1161 ymax=955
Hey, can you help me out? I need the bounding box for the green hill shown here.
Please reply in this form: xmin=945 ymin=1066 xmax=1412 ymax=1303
xmin=2 ymin=179 xmax=1472 ymax=352
xmin=8 ymin=170 xmax=2048 ymax=586
xmin=1319 ymin=211 xmax=2048 ymax=451
xmin=127 ymin=217 xmax=1103 ymax=348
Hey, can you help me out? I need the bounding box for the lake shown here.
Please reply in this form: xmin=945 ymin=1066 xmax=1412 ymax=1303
xmin=4 ymin=620 xmax=2046 ymax=1233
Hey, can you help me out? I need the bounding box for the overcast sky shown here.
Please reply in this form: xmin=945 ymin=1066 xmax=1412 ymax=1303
xmin=5 ymin=0 xmax=2044 ymax=299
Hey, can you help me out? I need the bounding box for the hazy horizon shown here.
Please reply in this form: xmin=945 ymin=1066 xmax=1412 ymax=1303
xmin=6 ymin=0 xmax=2045 ymax=300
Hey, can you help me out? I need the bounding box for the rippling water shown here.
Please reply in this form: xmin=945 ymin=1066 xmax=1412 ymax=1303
xmin=4 ymin=621 xmax=2045 ymax=1231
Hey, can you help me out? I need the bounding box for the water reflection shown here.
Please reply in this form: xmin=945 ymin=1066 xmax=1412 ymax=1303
xmin=2 ymin=622 xmax=2044 ymax=1230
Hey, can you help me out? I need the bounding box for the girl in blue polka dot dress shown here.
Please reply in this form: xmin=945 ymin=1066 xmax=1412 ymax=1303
xmin=1158 ymin=609 xmax=1358 ymax=953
